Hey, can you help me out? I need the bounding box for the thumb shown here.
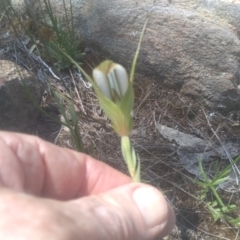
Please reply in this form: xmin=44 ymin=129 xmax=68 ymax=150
xmin=70 ymin=183 xmax=175 ymax=240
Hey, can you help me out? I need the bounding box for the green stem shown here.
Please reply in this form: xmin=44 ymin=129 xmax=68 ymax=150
xmin=121 ymin=136 xmax=140 ymax=182
xmin=210 ymin=186 xmax=226 ymax=208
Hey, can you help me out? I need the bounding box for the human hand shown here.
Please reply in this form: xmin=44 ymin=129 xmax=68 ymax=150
xmin=0 ymin=131 xmax=175 ymax=240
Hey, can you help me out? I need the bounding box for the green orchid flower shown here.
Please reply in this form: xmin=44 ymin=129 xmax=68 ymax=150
xmin=92 ymin=60 xmax=141 ymax=181
xmin=93 ymin=61 xmax=129 ymax=103
xmin=92 ymin=60 xmax=134 ymax=136
xmin=91 ymin=21 xmax=148 ymax=182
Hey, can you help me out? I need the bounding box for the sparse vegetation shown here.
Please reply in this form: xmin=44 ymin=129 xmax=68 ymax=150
xmin=40 ymin=0 xmax=85 ymax=70
xmin=0 ymin=0 xmax=240 ymax=239
xmin=197 ymin=157 xmax=240 ymax=227
xmin=1 ymin=0 xmax=84 ymax=70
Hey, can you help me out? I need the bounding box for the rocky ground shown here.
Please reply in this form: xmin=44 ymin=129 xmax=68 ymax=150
xmin=1 ymin=7 xmax=240 ymax=240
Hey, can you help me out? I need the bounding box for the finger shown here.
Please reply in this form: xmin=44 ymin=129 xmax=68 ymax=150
xmin=0 ymin=184 xmax=175 ymax=240
xmin=68 ymin=183 xmax=176 ymax=240
xmin=0 ymin=133 xmax=44 ymax=195
xmin=0 ymin=131 xmax=131 ymax=200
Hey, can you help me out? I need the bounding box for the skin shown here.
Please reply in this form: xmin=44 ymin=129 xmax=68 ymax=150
xmin=0 ymin=131 xmax=175 ymax=240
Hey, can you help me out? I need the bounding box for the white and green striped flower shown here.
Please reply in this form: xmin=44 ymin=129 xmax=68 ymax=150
xmin=93 ymin=61 xmax=129 ymax=103
xmin=92 ymin=60 xmax=134 ymax=137
xmin=92 ymin=61 xmax=140 ymax=181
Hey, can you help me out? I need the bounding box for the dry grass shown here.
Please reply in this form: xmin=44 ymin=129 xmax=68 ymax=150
xmin=1 ymin=6 xmax=240 ymax=239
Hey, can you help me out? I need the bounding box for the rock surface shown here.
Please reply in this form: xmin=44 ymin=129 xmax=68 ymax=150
xmin=0 ymin=60 xmax=43 ymax=132
xmin=13 ymin=0 xmax=240 ymax=111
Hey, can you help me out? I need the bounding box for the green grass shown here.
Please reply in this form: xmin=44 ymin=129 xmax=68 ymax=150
xmin=196 ymin=156 xmax=240 ymax=227
xmin=2 ymin=0 xmax=84 ymax=71
xmin=40 ymin=0 xmax=85 ymax=70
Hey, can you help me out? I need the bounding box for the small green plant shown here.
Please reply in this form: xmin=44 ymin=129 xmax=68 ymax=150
xmin=84 ymin=21 xmax=148 ymax=181
xmin=51 ymin=87 xmax=84 ymax=152
xmin=196 ymin=156 xmax=240 ymax=227
xmin=40 ymin=0 xmax=84 ymax=70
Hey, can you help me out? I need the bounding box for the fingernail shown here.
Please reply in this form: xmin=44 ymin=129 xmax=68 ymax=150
xmin=133 ymin=186 xmax=168 ymax=228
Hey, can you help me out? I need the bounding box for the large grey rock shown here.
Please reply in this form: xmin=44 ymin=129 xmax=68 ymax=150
xmin=13 ymin=0 xmax=240 ymax=111
xmin=0 ymin=60 xmax=43 ymax=132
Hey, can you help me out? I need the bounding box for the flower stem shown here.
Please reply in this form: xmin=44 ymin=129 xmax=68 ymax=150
xmin=121 ymin=136 xmax=140 ymax=182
